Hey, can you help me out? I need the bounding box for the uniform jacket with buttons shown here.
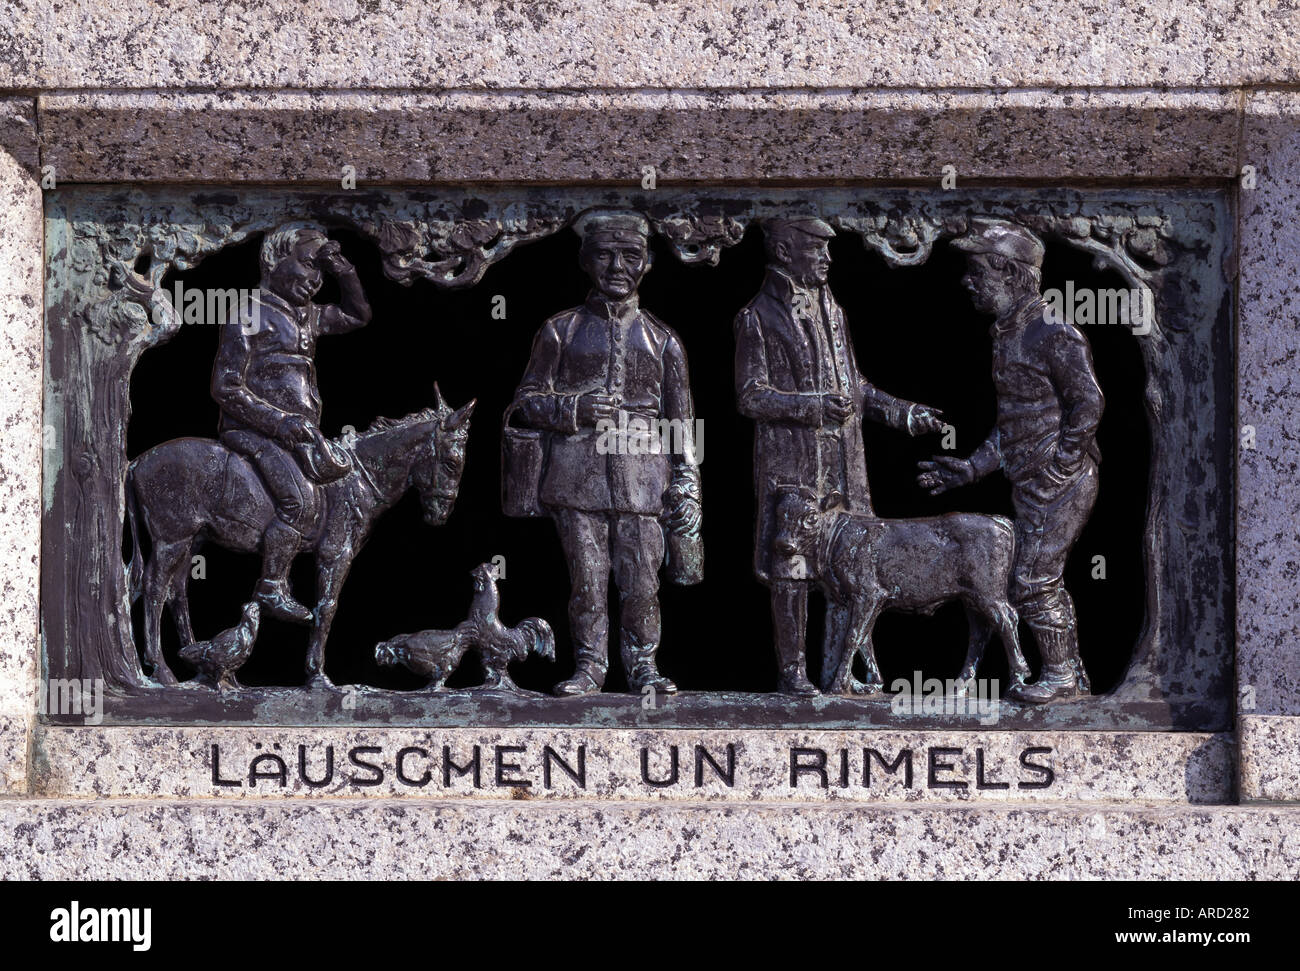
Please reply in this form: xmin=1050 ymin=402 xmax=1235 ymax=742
xmin=735 ymin=267 xmax=918 ymax=580
xmin=514 ymin=292 xmax=696 ymax=515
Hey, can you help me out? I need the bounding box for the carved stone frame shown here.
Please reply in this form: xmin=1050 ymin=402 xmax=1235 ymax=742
xmin=2 ymin=90 xmax=1289 ymax=813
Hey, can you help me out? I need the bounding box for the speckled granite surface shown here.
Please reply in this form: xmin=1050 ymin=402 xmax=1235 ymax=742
xmin=2 ymin=3 xmax=1300 ymax=881
xmin=31 ymin=727 xmax=1233 ymax=804
xmin=2 ymin=1 xmax=1298 ymax=90
xmin=0 ymin=99 xmax=41 ymax=795
xmin=1238 ymin=92 xmax=1300 ymax=724
xmin=1240 ymin=715 xmax=1300 ymax=802
xmin=36 ymin=90 xmax=1241 ymax=183
xmin=1 ymin=799 xmax=1298 ymax=879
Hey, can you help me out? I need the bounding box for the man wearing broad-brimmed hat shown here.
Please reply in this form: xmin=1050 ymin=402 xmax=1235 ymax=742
xmin=916 ymin=217 xmax=1104 ymax=704
xmin=736 ymin=215 xmax=944 ymax=695
xmin=511 ymin=209 xmax=702 ymax=697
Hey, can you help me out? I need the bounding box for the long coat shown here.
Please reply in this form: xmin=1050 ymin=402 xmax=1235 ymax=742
xmin=734 ymin=269 xmax=916 ymax=581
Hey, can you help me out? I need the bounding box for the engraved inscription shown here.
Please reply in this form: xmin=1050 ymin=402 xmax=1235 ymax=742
xmin=206 ymin=740 xmax=1055 ymax=793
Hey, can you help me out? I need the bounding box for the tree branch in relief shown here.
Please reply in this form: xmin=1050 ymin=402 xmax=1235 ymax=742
xmin=371 ymin=211 xmax=569 ymax=288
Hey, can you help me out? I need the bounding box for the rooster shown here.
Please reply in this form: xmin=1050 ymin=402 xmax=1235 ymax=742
xmin=375 ymin=563 xmax=555 ymax=691
xmin=179 ymin=601 xmax=261 ymax=690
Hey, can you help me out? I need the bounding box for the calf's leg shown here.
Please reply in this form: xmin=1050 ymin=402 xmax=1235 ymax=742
xmin=990 ymin=599 xmax=1029 ymax=686
xmin=834 ymin=598 xmax=882 ymax=695
xmin=957 ymin=605 xmax=992 ymax=694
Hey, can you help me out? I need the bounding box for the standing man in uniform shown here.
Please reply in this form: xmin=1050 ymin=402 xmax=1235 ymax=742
xmin=212 ymin=221 xmax=370 ymax=637
xmin=512 ymin=209 xmax=702 ymax=697
xmin=735 ymin=216 xmax=944 ymax=695
xmin=917 ymin=218 xmax=1103 ymax=704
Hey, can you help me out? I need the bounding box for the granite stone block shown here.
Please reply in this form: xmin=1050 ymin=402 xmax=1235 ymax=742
xmin=31 ymin=726 xmax=1233 ymax=804
xmin=37 ymin=90 xmax=1241 ymax=185
xmin=1 ymin=2 xmax=1297 ymax=91
xmin=1238 ymin=92 xmax=1300 ymax=721
xmin=0 ymin=98 xmax=43 ymax=794
xmin=1 ymin=799 xmax=1298 ymax=880
xmin=1240 ymin=715 xmax=1300 ymax=802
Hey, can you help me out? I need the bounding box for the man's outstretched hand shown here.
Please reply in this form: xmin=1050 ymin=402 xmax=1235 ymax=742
xmin=916 ymin=455 xmax=975 ymax=496
xmin=908 ymin=404 xmax=946 ymax=436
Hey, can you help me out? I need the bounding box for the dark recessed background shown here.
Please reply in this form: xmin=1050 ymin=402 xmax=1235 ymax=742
xmin=127 ymin=223 xmax=1148 ymax=694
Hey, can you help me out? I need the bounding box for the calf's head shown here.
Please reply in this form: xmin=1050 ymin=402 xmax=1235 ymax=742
xmin=772 ymin=487 xmax=842 ymax=579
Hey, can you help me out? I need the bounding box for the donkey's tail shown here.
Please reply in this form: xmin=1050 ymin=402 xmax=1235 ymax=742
xmin=124 ymin=466 xmax=144 ymax=603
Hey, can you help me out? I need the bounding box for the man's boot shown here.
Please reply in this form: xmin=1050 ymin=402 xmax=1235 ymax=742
xmin=553 ymin=649 xmax=607 ymax=697
xmin=773 ymin=583 xmax=818 ymax=696
xmin=777 ymin=648 xmax=818 ymax=695
xmin=256 ymin=519 xmax=314 ymax=624
xmin=1007 ymin=627 xmax=1083 ymax=704
xmin=621 ymin=632 xmax=677 ymax=695
xmin=1071 ymin=651 xmax=1093 ymax=695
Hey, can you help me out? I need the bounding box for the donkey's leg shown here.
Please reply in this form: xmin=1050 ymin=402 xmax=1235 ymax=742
xmin=167 ymin=553 xmax=196 ymax=648
xmin=141 ymin=559 xmax=166 ymax=682
xmin=142 ymin=540 xmax=188 ymax=685
xmin=305 ymin=555 xmax=350 ymax=688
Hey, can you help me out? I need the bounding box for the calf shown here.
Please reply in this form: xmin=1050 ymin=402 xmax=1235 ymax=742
xmin=772 ymin=487 xmax=1029 ymax=696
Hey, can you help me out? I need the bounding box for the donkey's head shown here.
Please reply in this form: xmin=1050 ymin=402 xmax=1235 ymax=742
xmin=412 ymin=383 xmax=475 ymax=525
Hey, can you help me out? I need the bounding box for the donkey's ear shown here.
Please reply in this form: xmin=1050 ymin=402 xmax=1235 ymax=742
xmin=446 ymin=399 xmax=476 ymax=430
xmin=432 ymin=382 xmax=445 ymax=411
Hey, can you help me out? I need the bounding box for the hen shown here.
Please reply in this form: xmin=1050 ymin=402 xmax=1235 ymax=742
xmin=375 ymin=563 xmax=554 ymax=691
xmin=179 ymin=600 xmax=261 ymax=690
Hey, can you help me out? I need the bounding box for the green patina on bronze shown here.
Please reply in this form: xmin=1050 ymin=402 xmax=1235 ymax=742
xmin=41 ymin=186 xmax=1232 ymax=730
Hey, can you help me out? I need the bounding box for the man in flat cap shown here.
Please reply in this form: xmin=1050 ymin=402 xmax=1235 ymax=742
xmin=511 ymin=209 xmax=702 ymax=696
xmin=917 ymin=217 xmax=1103 ymax=704
xmin=735 ymin=216 xmax=944 ymax=695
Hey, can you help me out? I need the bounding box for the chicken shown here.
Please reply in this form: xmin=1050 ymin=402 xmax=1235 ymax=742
xmin=375 ymin=563 xmax=555 ymax=691
xmin=374 ymin=623 xmax=476 ymax=689
xmin=179 ymin=600 xmax=261 ymax=690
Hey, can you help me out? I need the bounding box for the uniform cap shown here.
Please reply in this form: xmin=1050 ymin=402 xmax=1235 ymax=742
xmin=572 ymin=209 xmax=651 ymax=244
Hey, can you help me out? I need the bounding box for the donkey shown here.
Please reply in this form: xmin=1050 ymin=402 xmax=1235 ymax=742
xmin=126 ymin=391 xmax=474 ymax=687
